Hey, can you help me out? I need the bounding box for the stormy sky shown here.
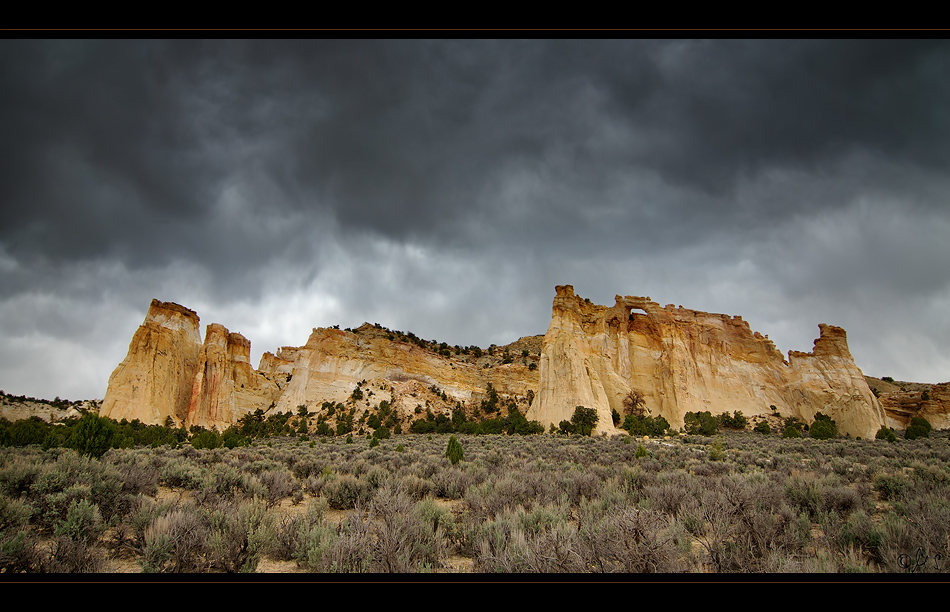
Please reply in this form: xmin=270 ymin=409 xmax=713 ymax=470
xmin=2 ymin=38 xmax=949 ymax=401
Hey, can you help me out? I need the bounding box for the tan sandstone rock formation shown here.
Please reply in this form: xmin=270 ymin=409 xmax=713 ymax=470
xmin=185 ymin=324 xmax=284 ymax=431
xmin=873 ymin=380 xmax=950 ymax=432
xmin=526 ymin=285 xmax=887 ymax=438
xmin=103 ymin=304 xmax=539 ymax=430
xmin=267 ymin=325 xmax=537 ymax=415
xmin=102 ymin=290 xmax=889 ymax=438
xmin=100 ymin=300 xmax=202 ymax=426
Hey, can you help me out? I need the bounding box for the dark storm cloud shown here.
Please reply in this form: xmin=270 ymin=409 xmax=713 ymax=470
xmin=607 ymin=40 xmax=950 ymax=196
xmin=1 ymin=42 xmax=213 ymax=257
xmin=1 ymin=38 xmax=949 ymax=399
xmin=5 ymin=39 xmax=949 ymax=263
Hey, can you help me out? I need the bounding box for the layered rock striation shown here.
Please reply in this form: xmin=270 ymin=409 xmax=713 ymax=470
xmin=526 ymin=285 xmax=887 ymax=438
xmin=871 ymin=380 xmax=950 ymax=432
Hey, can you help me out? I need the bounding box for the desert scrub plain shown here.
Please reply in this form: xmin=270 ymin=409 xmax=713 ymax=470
xmin=2 ymin=429 xmax=950 ymax=574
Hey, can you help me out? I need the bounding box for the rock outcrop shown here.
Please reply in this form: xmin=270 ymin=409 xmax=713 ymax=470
xmin=102 ymin=306 xmax=539 ymax=430
xmin=184 ymin=324 xmax=284 ymax=431
xmin=871 ymin=379 xmax=950 ymax=432
xmin=0 ymin=392 xmax=91 ymax=424
xmin=103 ymin=289 xmax=891 ymax=438
xmin=266 ymin=325 xmax=537 ymax=415
xmin=526 ymin=285 xmax=887 ymax=438
xmin=100 ymin=300 xmax=202 ymax=426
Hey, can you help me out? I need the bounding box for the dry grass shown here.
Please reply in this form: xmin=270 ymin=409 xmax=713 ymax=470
xmin=3 ymin=429 xmax=950 ymax=573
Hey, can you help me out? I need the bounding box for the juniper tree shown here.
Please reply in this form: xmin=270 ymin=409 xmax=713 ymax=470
xmin=571 ymin=406 xmax=599 ymax=437
xmin=445 ymin=435 xmax=464 ymax=465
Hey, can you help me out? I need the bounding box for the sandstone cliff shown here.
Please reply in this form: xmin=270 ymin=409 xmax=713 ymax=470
xmin=267 ymin=325 xmax=535 ymax=413
xmin=103 ymin=305 xmax=539 ymax=430
xmin=102 ymin=290 xmax=892 ymax=438
xmin=525 ymin=285 xmax=887 ymax=438
xmin=185 ymin=324 xmax=285 ymax=431
xmin=100 ymin=300 xmax=202 ymax=426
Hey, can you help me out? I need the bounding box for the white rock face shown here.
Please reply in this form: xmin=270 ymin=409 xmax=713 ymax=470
xmin=526 ymin=285 xmax=887 ymax=438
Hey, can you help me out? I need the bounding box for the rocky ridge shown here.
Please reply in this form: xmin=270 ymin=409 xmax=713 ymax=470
xmin=0 ymin=391 xmax=91 ymax=424
xmin=866 ymin=376 xmax=950 ymax=431
xmin=97 ymin=287 xmax=942 ymax=438
xmin=101 ymin=306 xmax=540 ymax=431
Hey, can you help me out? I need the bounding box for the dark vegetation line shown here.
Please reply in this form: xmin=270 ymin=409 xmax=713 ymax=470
xmin=0 ymin=385 xmax=930 ymax=457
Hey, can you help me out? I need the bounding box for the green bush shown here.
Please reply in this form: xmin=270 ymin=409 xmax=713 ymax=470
xmin=783 ymin=426 xmax=803 ymax=439
xmin=66 ymin=413 xmax=116 ymax=459
xmin=190 ymin=428 xmax=221 ymax=450
xmin=1 ymin=416 xmax=52 ymax=447
xmin=905 ymin=417 xmax=932 ymax=440
xmin=718 ymin=411 xmax=748 ymax=430
xmin=708 ymin=438 xmax=726 ymax=461
xmin=753 ymin=421 xmax=771 ymax=435
xmin=809 ymin=413 xmax=838 ymax=440
xmin=784 ymin=417 xmax=805 ymax=433
xmin=337 ymin=411 xmax=354 ymax=436
xmin=623 ymin=414 xmax=645 ymax=436
xmin=875 ymin=426 xmax=897 ymax=443
xmin=650 ymin=416 xmax=670 ymax=436
xmin=410 ymin=419 xmax=436 ymax=434
xmin=623 ymin=414 xmax=670 ymax=437
xmin=221 ymin=427 xmax=248 ymax=449
xmin=684 ymin=411 xmax=719 ymax=436
xmin=570 ymin=406 xmax=599 ymax=437
xmin=446 ymin=435 xmax=464 ymax=465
